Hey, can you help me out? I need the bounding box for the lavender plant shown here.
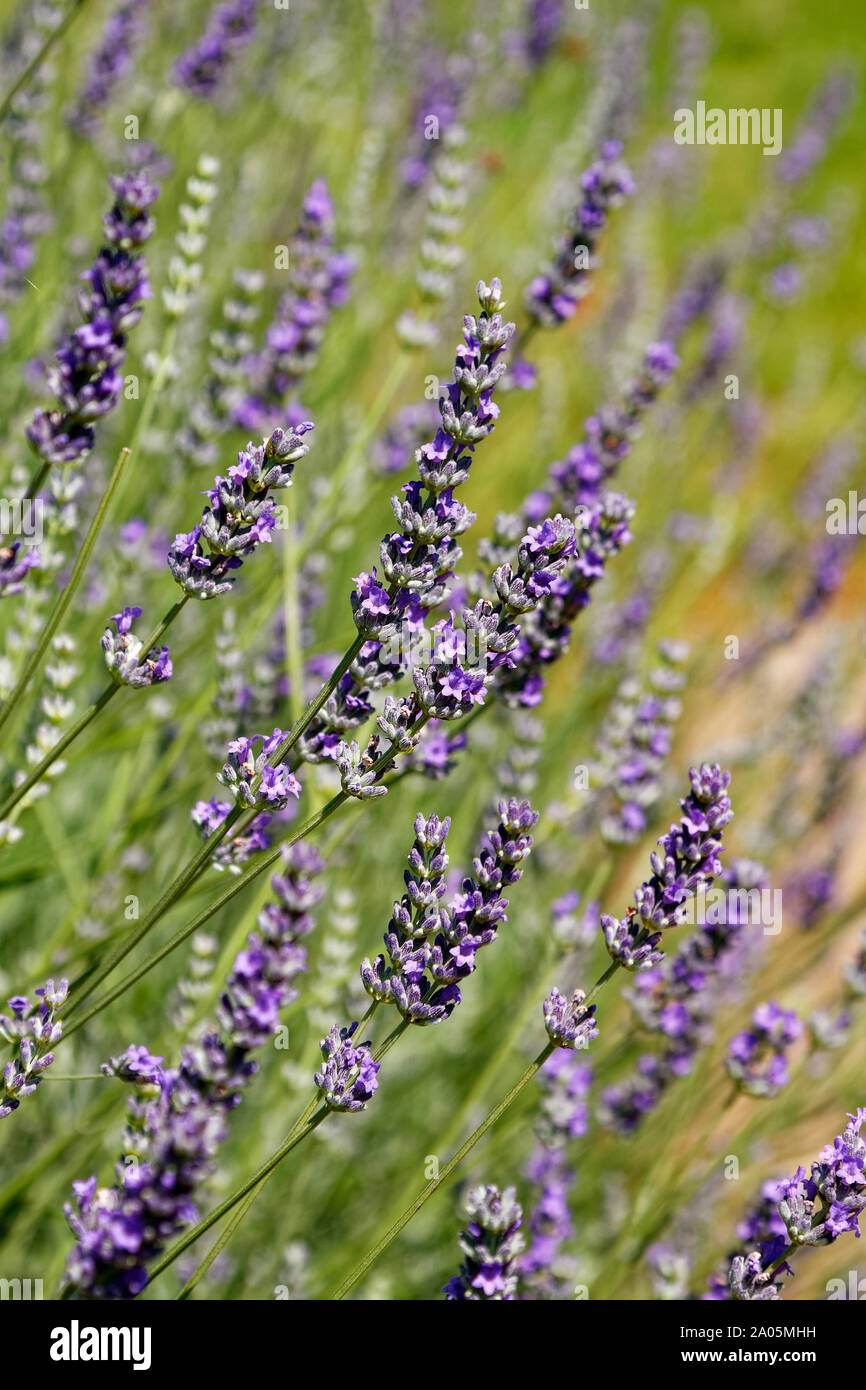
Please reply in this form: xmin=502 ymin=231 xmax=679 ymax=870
xmin=0 ymin=0 xmax=862 ymax=1319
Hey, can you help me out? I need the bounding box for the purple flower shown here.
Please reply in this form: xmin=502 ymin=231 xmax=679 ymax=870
xmin=725 ymin=1001 xmax=801 ymax=1099
xmin=0 ymin=979 xmax=68 ymax=1118
xmin=350 ymin=279 xmax=514 ymax=642
xmin=314 ymin=1022 xmax=380 ymax=1112
xmin=444 ymin=1185 xmax=525 ymax=1300
xmin=190 ymin=797 xmax=275 ymax=873
xmin=62 ymin=845 xmax=322 ymax=1296
xmin=601 ymin=764 xmax=733 ymax=973
xmin=603 ymin=860 xmax=767 ymax=1135
xmin=361 ymin=801 xmax=538 ymax=1025
xmin=777 ymin=70 xmax=854 ymax=185
xmin=217 ymin=728 xmax=301 ymax=810
xmin=0 ymin=542 xmax=40 ymax=599
xmin=26 ymin=172 xmax=158 ymax=469
xmin=101 ymin=607 xmax=172 ymax=688
xmin=240 ymin=179 xmax=355 ymax=430
xmin=168 ymin=425 xmax=312 ymax=598
xmin=67 ymin=0 xmax=151 ymax=138
xmin=524 ymin=143 xmax=635 ymax=327
xmin=543 ymin=988 xmax=599 ymax=1052
xmin=101 ymin=1045 xmax=164 ymax=1085
xmin=172 ymin=0 xmax=258 ymax=100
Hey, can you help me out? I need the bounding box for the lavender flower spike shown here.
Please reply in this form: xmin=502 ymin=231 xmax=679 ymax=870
xmin=602 ymin=763 xmax=733 ymax=972
xmin=725 ymin=1001 xmax=802 ymax=1098
xmin=360 ymin=800 xmax=538 ymax=1025
xmin=217 ymin=728 xmax=301 ymax=810
xmin=0 ymin=980 xmax=68 ymax=1118
xmin=350 ymin=279 xmax=515 ymax=639
xmin=62 ymin=844 xmax=323 ymax=1296
xmin=27 ymin=172 xmax=158 ymax=469
xmin=444 ymin=1184 xmax=525 ymax=1300
xmin=314 ymin=1023 xmax=380 ymax=1112
xmin=543 ymin=987 xmax=599 ymax=1051
xmin=101 ymin=606 xmax=172 ymax=687
xmin=726 ymin=1109 xmax=866 ymax=1299
xmin=172 ymin=0 xmax=258 ymax=100
xmin=525 ymin=142 xmax=635 ymax=328
xmin=168 ymin=424 xmax=312 ymax=599
xmin=67 ymin=0 xmax=151 ymax=138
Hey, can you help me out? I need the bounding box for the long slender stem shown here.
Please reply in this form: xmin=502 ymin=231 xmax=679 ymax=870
xmin=330 ymin=948 xmax=625 ymax=1299
xmin=0 ymin=595 xmax=189 ymax=823
xmin=0 ymin=446 xmax=133 ymax=741
xmin=331 ymin=1040 xmax=555 ymax=1300
xmin=176 ymin=1091 xmax=324 ymax=1298
xmin=0 ymin=0 xmax=89 ymax=125
xmin=62 ymin=708 xmax=428 ymax=1036
xmin=145 ymin=1106 xmax=329 ymax=1289
xmin=177 ymin=1184 xmax=260 ymax=1300
xmin=272 ymin=632 xmax=365 ymax=765
xmin=24 ymin=459 xmax=51 ymax=502
xmin=61 ymin=792 xmax=349 ymax=1037
xmin=63 ymin=799 xmax=245 ymax=1015
xmin=282 ymin=499 xmax=306 ymax=730
xmin=0 ymin=684 xmax=118 ymax=821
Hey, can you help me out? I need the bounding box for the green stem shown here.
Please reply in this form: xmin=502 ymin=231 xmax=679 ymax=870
xmin=145 ymin=1105 xmax=329 ymax=1290
xmin=0 ymin=446 xmax=133 ymax=742
xmin=61 ymin=792 xmax=348 ymax=1038
xmin=63 ymin=798 xmax=244 ymax=1017
xmin=583 ymin=958 xmax=620 ymax=1006
xmin=177 ymin=1185 xmax=260 ymax=1300
xmin=0 ymin=595 xmax=189 ymax=824
xmin=331 ymin=1040 xmax=555 ymax=1300
xmin=330 ymin=948 xmax=626 ymax=1299
xmin=61 ymin=711 xmax=427 ymax=1038
xmin=271 ymin=632 xmax=366 ymax=766
xmin=764 ymin=1245 xmax=794 ymax=1279
xmin=0 ymin=684 xmax=118 ymax=821
xmin=0 ymin=0 xmax=89 ymax=125
xmin=175 ymin=1090 xmax=324 ymax=1297
xmin=24 ymin=460 xmax=51 ymax=503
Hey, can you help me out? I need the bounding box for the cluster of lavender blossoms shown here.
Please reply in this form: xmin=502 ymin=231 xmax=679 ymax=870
xmin=351 ymin=279 xmax=515 ymax=642
xmin=0 ymin=980 xmax=68 ymax=1118
xmin=601 ymin=859 xmax=768 ymax=1134
xmin=725 ymin=1001 xmax=802 ymax=1098
xmin=293 ymin=281 xmax=523 ymax=774
xmin=524 ymin=142 xmax=635 ymax=327
xmin=168 ymin=424 xmax=312 ymax=598
xmin=0 ymin=543 xmax=39 ymax=599
xmin=491 ymin=342 xmax=678 ymax=707
xmin=172 ymin=0 xmax=258 ymax=100
xmin=314 ymin=1024 xmax=380 ymax=1113
xmin=66 ymin=0 xmax=151 ymax=138
xmin=359 ymin=800 xmax=538 ymax=1025
xmin=101 ymin=606 xmax=172 ymax=688
xmin=601 ymin=764 xmax=733 ymax=972
xmin=443 ymin=1184 xmax=525 ymax=1300
xmin=521 ymin=1051 xmax=592 ymax=1298
xmin=62 ymin=845 xmax=323 ymax=1297
xmin=528 ymin=342 xmax=680 ymax=520
xmin=240 ymin=179 xmax=355 ymax=431
xmin=217 ymin=728 xmax=301 ymax=811
xmin=727 ymin=1109 xmax=866 ymax=1299
xmin=589 ymin=639 xmax=688 ymax=844
xmin=26 ymin=172 xmax=158 ymax=469
xmin=0 ymin=6 xmax=56 ymax=347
